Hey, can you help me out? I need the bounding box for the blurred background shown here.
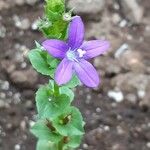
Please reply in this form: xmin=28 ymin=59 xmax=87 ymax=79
xmin=0 ymin=0 xmax=150 ymax=150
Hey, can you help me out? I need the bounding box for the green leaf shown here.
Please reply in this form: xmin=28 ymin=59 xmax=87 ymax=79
xmin=41 ymin=19 xmax=68 ymax=40
xmin=28 ymin=49 xmax=57 ymax=78
xmin=36 ymin=140 xmax=56 ymax=150
xmin=60 ymin=86 xmax=74 ymax=102
xmin=65 ymin=75 xmax=81 ymax=88
xmin=36 ymin=85 xmax=71 ymax=119
xmin=63 ymin=135 xmax=83 ymax=149
xmin=43 ymin=95 xmax=71 ymax=119
xmin=53 ymin=107 xmax=84 ymax=136
xmin=45 ymin=0 xmax=65 ymax=15
xmin=38 ymin=17 xmax=52 ymax=30
xmin=35 ymin=85 xmax=51 ymax=117
xmin=45 ymin=9 xmax=61 ymax=21
xmin=47 ymin=55 xmax=60 ymax=68
xmin=35 ymin=41 xmax=42 ymax=49
xmin=40 ymin=0 xmax=69 ymax=39
xmin=31 ymin=120 xmax=61 ymax=142
xmin=48 ymin=80 xmax=74 ymax=102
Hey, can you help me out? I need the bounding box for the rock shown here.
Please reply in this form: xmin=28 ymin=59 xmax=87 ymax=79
xmin=14 ymin=44 xmax=30 ymax=61
xmin=1 ymin=60 xmax=16 ymax=73
xmin=0 ymin=24 xmax=6 ymax=38
xmin=85 ymin=128 xmax=103 ymax=145
xmin=125 ymin=93 xmax=137 ymax=104
xmin=22 ymin=90 xmax=34 ymax=99
xmin=112 ymin=143 xmax=126 ymax=150
xmin=139 ymin=85 xmax=150 ymax=109
xmin=108 ymin=90 xmax=124 ymax=103
xmin=112 ymin=13 xmax=122 ymax=25
xmin=0 ymin=99 xmax=9 ymax=109
xmin=114 ymin=43 xmax=129 ymax=58
xmin=15 ymin=0 xmax=25 ymax=6
xmin=13 ymin=15 xmax=30 ymax=30
xmin=14 ymin=144 xmax=21 ymax=150
xmin=111 ymin=72 xmax=150 ymax=92
xmin=82 ymin=143 xmax=89 ymax=149
xmin=10 ymin=68 xmax=38 ymax=88
xmin=68 ymin=0 xmax=105 ymax=19
xmin=119 ymin=19 xmax=128 ymax=28
xmin=0 ymin=1 xmax=9 ymax=10
xmin=20 ymin=120 xmax=27 ymax=131
xmin=13 ymin=93 xmax=21 ymax=104
xmin=0 ymin=80 xmax=10 ymax=90
xmin=25 ymin=0 xmax=38 ymax=5
xmin=25 ymin=100 xmax=33 ymax=110
xmin=147 ymin=142 xmax=150 ymax=148
xmin=0 ymin=0 xmax=37 ymax=10
xmin=31 ymin=19 xmax=39 ymax=31
xmin=0 ymin=92 xmax=6 ymax=99
xmin=119 ymin=0 xmax=144 ymax=23
xmin=118 ymin=50 xmax=146 ymax=73
xmin=94 ymin=57 xmax=122 ymax=76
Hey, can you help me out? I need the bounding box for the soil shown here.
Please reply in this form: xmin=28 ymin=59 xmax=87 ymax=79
xmin=0 ymin=0 xmax=150 ymax=150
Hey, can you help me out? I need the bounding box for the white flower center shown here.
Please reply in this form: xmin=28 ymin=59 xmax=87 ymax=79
xmin=77 ymin=49 xmax=86 ymax=58
xmin=66 ymin=50 xmax=74 ymax=59
xmin=66 ymin=48 xmax=86 ymax=61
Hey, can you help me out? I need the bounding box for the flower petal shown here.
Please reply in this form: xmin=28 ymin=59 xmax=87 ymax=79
xmin=80 ymin=40 xmax=110 ymax=59
xmin=68 ymin=16 xmax=84 ymax=50
xmin=42 ymin=40 xmax=69 ymax=59
xmin=55 ymin=58 xmax=73 ymax=85
xmin=74 ymin=59 xmax=100 ymax=87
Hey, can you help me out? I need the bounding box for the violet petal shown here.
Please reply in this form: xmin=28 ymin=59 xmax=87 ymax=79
xmin=74 ymin=59 xmax=100 ymax=87
xmin=55 ymin=58 xmax=73 ymax=85
xmin=68 ymin=16 xmax=84 ymax=50
xmin=42 ymin=40 xmax=69 ymax=59
xmin=80 ymin=40 xmax=110 ymax=59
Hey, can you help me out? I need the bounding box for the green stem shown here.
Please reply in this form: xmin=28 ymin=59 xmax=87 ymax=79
xmin=54 ymin=82 xmax=60 ymax=96
xmin=58 ymin=140 xmax=63 ymax=150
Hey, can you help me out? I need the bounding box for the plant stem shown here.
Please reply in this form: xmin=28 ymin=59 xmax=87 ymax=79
xmin=58 ymin=140 xmax=63 ymax=150
xmin=54 ymin=82 xmax=60 ymax=96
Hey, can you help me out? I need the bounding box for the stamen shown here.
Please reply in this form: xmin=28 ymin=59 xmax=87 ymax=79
xmin=77 ymin=49 xmax=86 ymax=58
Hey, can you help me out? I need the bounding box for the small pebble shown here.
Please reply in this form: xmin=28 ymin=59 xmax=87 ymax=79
xmin=96 ymin=107 xmax=101 ymax=113
xmin=13 ymin=15 xmax=30 ymax=30
xmin=85 ymin=99 xmax=91 ymax=104
xmin=108 ymin=90 xmax=124 ymax=103
xmin=119 ymin=19 xmax=127 ymax=28
xmin=0 ymin=80 xmax=9 ymax=90
xmin=126 ymin=93 xmax=137 ymax=103
xmin=0 ymin=100 xmax=9 ymax=109
xmin=21 ymin=62 xmax=27 ymax=68
xmin=83 ymin=143 xmax=88 ymax=149
xmin=13 ymin=93 xmax=21 ymax=104
xmin=87 ymin=94 xmax=91 ymax=100
xmin=29 ymin=120 xmax=35 ymax=127
xmin=0 ymin=24 xmax=6 ymax=38
xmin=14 ymin=144 xmax=21 ymax=150
xmin=104 ymin=125 xmax=110 ymax=131
xmin=0 ymin=92 xmax=6 ymax=99
xmin=20 ymin=120 xmax=26 ymax=131
xmin=26 ymin=0 xmax=38 ymax=5
xmin=25 ymin=100 xmax=33 ymax=110
xmin=137 ymin=90 xmax=145 ymax=99
xmin=31 ymin=19 xmax=39 ymax=30
xmin=147 ymin=142 xmax=150 ymax=148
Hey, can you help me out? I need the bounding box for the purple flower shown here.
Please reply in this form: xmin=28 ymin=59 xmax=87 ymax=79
xmin=42 ymin=16 xmax=110 ymax=87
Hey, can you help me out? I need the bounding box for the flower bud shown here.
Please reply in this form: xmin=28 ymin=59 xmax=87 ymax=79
xmin=63 ymin=13 xmax=72 ymax=22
